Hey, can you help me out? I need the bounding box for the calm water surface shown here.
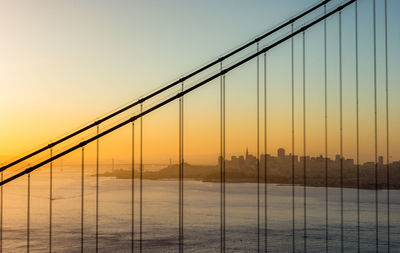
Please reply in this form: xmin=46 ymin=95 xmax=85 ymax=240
xmin=2 ymin=167 xmax=399 ymax=252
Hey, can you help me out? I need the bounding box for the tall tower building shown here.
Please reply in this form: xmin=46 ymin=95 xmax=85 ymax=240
xmin=277 ymin=148 xmax=285 ymax=159
xmin=379 ymin=156 xmax=384 ymax=167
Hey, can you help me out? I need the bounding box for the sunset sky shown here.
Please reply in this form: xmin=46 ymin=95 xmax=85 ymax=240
xmin=1 ymin=0 xmax=399 ymax=167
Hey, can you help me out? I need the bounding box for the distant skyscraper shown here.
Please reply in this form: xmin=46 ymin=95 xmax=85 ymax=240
xmin=379 ymin=156 xmax=384 ymax=167
xmin=277 ymin=148 xmax=285 ymax=159
xmin=218 ymin=155 xmax=223 ymax=168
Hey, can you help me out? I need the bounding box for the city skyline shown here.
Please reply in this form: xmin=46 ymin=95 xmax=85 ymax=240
xmin=220 ymin=147 xmax=395 ymax=168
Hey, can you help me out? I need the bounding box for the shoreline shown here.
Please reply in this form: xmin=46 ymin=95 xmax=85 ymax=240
xmin=96 ymin=174 xmax=397 ymax=190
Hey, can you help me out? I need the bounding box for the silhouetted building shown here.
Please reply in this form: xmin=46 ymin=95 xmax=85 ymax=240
xmin=379 ymin=156 xmax=384 ymax=167
xmin=363 ymin=162 xmax=375 ymax=169
xmin=278 ymin=148 xmax=285 ymax=159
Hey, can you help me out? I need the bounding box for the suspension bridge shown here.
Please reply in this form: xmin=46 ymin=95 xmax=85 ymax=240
xmin=1 ymin=0 xmax=399 ymax=252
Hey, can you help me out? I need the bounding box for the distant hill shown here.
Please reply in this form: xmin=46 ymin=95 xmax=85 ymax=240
xmin=98 ymin=169 xmax=134 ymax=179
xmin=144 ymin=163 xmax=216 ymax=180
xmin=98 ymin=162 xmax=400 ymax=190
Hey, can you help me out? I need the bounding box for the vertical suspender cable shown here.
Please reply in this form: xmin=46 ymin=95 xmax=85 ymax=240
xmin=264 ymin=52 xmax=268 ymax=253
xmin=222 ymin=74 xmax=226 ymax=253
xmin=96 ymin=126 xmax=99 ymax=253
xmin=179 ymin=82 xmax=184 ymax=252
xmin=220 ymin=63 xmax=226 ymax=253
xmin=180 ymin=86 xmax=182 ymax=252
xmin=384 ymin=0 xmax=390 ymax=251
xmin=220 ymin=63 xmax=222 ymax=253
xmin=140 ymin=104 xmax=143 ymax=253
xmin=0 ymin=172 xmax=2 ymax=253
xmin=220 ymin=61 xmax=225 ymax=253
xmin=223 ymin=73 xmax=225 ymax=253
xmin=183 ymin=82 xmax=185 ymax=252
xmin=257 ymin=42 xmax=260 ymax=253
xmin=324 ymin=4 xmax=329 ymax=252
xmin=355 ymin=2 xmax=360 ymax=252
xmin=179 ymin=88 xmax=181 ymax=252
xmin=291 ymin=23 xmax=296 ymax=253
xmin=339 ymin=11 xmax=344 ymax=253
xmin=49 ymin=148 xmax=53 ymax=253
xmin=181 ymin=82 xmax=185 ymax=252
xmin=81 ymin=147 xmax=85 ymax=253
xmin=303 ymin=31 xmax=307 ymax=253
xmin=373 ymin=0 xmax=379 ymax=251
xmin=27 ymin=173 xmax=30 ymax=253
xmin=131 ymin=122 xmax=135 ymax=253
